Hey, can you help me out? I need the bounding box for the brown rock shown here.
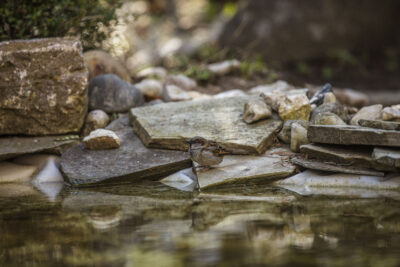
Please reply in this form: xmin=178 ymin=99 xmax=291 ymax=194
xmin=0 ymin=38 xmax=88 ymax=135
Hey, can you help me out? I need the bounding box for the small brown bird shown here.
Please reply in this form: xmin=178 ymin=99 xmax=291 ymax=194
xmin=187 ymin=136 xmax=229 ymax=170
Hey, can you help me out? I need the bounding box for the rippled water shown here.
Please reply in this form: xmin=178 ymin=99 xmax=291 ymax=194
xmin=1 ymin=181 xmax=400 ymax=266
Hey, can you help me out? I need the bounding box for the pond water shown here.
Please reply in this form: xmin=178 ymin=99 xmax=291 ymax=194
xmin=1 ymin=181 xmax=400 ymax=266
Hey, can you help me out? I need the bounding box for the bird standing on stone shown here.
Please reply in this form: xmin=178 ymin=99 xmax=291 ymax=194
xmin=187 ymin=136 xmax=229 ymax=170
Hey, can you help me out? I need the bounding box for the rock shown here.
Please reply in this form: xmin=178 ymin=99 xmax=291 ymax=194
xmin=213 ymin=89 xmax=247 ymax=99
xmin=195 ymin=150 xmax=296 ymax=190
xmin=0 ymin=162 xmax=37 ymax=183
xmin=308 ymin=125 xmax=400 ymax=147
xmin=60 ymin=117 xmax=191 ymax=186
xmin=309 ymin=83 xmax=332 ymax=106
xmin=278 ymin=120 xmax=309 ymax=144
xmin=162 ymin=85 xmax=192 ymax=102
xmin=187 ymin=91 xmax=212 ymax=100
xmin=160 ymin=168 xmax=198 ymax=192
xmin=381 ymin=104 xmax=400 ymax=121
xmin=350 ymin=104 xmax=382 ymax=125
xmin=207 ymin=59 xmax=240 ymax=75
xmin=88 ymin=74 xmax=144 ymax=113
xmin=243 ymin=98 xmax=272 ymax=124
xmin=290 ymin=123 xmax=309 ymax=152
xmin=334 ymin=88 xmax=369 ymax=107
xmin=278 ymin=94 xmax=311 ymax=121
xmin=311 ymin=112 xmax=347 ymax=125
xmin=145 ymin=99 xmax=164 ymax=106
xmin=134 ymin=79 xmax=163 ymax=101
xmin=82 ymin=110 xmax=110 ymax=137
xmin=82 ymin=129 xmax=120 ymax=150
xmin=274 ymin=170 xmax=400 ymax=191
xmin=311 ymin=102 xmax=348 ymax=123
xmin=261 ymin=89 xmax=308 ymax=111
xmin=358 ymin=119 xmax=400 ymax=131
xmin=166 ymin=75 xmax=197 ymax=91
xmin=130 ymin=97 xmax=283 ymax=154
xmin=300 ymin=144 xmax=394 ymax=172
xmin=291 ymin=157 xmax=385 ymax=176
xmin=323 ymin=92 xmax=337 ymax=104
xmin=372 ymin=148 xmax=400 ymax=168
xmin=0 ymin=135 xmax=79 ymax=161
xmin=0 ymin=38 xmax=88 ymax=135
xmin=33 ymin=182 xmax=63 ymax=202
xmin=249 ymin=80 xmax=294 ymax=95
xmin=83 ymin=50 xmax=131 ymax=82
xmin=136 ymin=67 xmax=167 ymax=80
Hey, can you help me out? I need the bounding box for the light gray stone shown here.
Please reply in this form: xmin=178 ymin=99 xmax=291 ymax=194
xmin=82 ymin=129 xmax=120 ymax=150
xmin=196 ymin=149 xmax=296 ymax=190
xmin=372 ymin=148 xmax=400 ymax=168
xmin=249 ymin=80 xmax=294 ymax=95
xmin=162 ymin=85 xmax=192 ymax=102
xmin=130 ymin=97 xmax=283 ymax=154
xmin=358 ymin=119 xmax=400 ymax=131
xmin=213 ymin=89 xmax=247 ymax=99
xmin=308 ymin=125 xmax=400 ymax=147
xmin=60 ymin=117 xmax=191 ymax=186
xmin=291 ymin=157 xmax=385 ymax=176
xmin=166 ymin=75 xmax=196 ymax=91
xmin=278 ymin=120 xmax=309 ymax=144
xmin=311 ymin=102 xmax=348 ymax=122
xmin=82 ymin=110 xmax=110 ymax=137
xmin=135 ymin=79 xmax=163 ymax=100
xmin=0 ymin=38 xmax=88 ymax=135
xmin=290 ymin=123 xmax=309 ymax=152
xmin=311 ymin=112 xmax=347 ymax=126
xmin=350 ymin=104 xmax=383 ymax=125
xmin=207 ymin=59 xmax=240 ymax=75
xmin=323 ymin=92 xmax=336 ymax=104
xmin=160 ymin=168 xmax=197 ymax=192
xmin=243 ymin=98 xmax=272 ymax=124
xmin=381 ymin=104 xmax=400 ymax=121
xmin=136 ymin=67 xmax=167 ymax=80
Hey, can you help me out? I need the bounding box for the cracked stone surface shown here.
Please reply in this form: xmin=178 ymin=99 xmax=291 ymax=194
xmin=130 ymin=97 xmax=283 ymax=154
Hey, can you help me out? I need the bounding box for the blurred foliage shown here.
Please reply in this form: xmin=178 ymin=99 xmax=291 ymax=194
xmin=205 ymin=1 xmax=237 ymax=21
xmin=239 ymin=57 xmax=269 ymax=79
xmin=185 ymin=65 xmax=212 ymax=82
xmin=0 ymin=0 xmax=120 ymax=50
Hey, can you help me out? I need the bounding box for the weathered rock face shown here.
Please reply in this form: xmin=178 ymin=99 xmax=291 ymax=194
xmin=350 ymin=104 xmax=383 ymax=126
xmin=308 ymin=125 xmax=400 ymax=147
xmin=88 ymin=74 xmax=144 ymax=113
xmin=0 ymin=38 xmax=88 ymax=135
xmin=358 ymin=119 xmax=400 ymax=131
xmin=311 ymin=112 xmax=347 ymax=126
xmin=60 ymin=117 xmax=191 ymax=186
xmin=130 ymin=97 xmax=283 ymax=154
xmin=278 ymin=94 xmax=311 ymax=121
xmin=243 ymin=98 xmax=272 ymax=124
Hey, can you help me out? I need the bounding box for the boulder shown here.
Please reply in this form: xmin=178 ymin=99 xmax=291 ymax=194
xmin=278 ymin=120 xmax=309 ymax=144
xmin=0 ymin=38 xmax=88 ymax=135
xmin=350 ymin=104 xmax=383 ymax=125
xmin=82 ymin=129 xmax=120 ymax=150
xmin=88 ymin=74 xmax=144 ymax=113
xmin=243 ymin=98 xmax=272 ymax=124
xmin=290 ymin=123 xmax=309 ymax=152
xmin=278 ymin=94 xmax=311 ymax=121
xmin=82 ymin=110 xmax=110 ymax=137
xmin=83 ymin=50 xmax=131 ymax=82
xmin=381 ymin=104 xmax=400 ymax=121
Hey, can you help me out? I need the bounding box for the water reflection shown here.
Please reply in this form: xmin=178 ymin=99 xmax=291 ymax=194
xmin=1 ymin=181 xmax=400 ymax=266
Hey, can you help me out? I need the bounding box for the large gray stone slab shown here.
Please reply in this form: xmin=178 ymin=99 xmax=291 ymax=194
xmin=308 ymin=125 xmax=400 ymax=147
xmin=291 ymin=157 xmax=384 ymax=176
xmin=372 ymin=148 xmax=400 ymax=168
xmin=195 ymin=147 xmax=296 ymax=190
xmin=300 ymin=143 xmax=395 ymax=172
xmin=0 ymin=38 xmax=88 ymax=135
xmin=359 ymin=119 xmax=400 ymax=131
xmin=0 ymin=135 xmax=78 ymax=161
xmin=130 ymin=97 xmax=283 ymax=154
xmin=60 ymin=117 xmax=191 ymax=186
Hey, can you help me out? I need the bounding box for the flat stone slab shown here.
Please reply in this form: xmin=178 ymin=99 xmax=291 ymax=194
xmin=0 ymin=135 xmax=78 ymax=161
xmin=300 ymin=143 xmax=395 ymax=172
xmin=60 ymin=117 xmax=191 ymax=186
xmin=195 ymin=147 xmax=296 ymax=190
xmin=291 ymin=157 xmax=385 ymax=176
xmin=308 ymin=125 xmax=400 ymax=147
xmin=372 ymin=148 xmax=400 ymax=168
xmin=130 ymin=97 xmax=283 ymax=154
xmin=359 ymin=119 xmax=400 ymax=131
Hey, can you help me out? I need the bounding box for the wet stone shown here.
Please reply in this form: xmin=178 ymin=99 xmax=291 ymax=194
xmin=300 ymin=143 xmax=395 ymax=172
xmin=60 ymin=117 xmax=191 ymax=186
xmin=195 ymin=148 xmax=296 ymax=190
xmin=308 ymin=125 xmax=400 ymax=147
xmin=372 ymin=148 xmax=400 ymax=168
xmin=130 ymin=97 xmax=283 ymax=154
xmin=0 ymin=135 xmax=79 ymax=161
xmin=359 ymin=119 xmax=400 ymax=131
xmin=291 ymin=157 xmax=385 ymax=176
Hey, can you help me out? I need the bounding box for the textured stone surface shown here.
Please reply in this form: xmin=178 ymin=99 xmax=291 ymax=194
xmin=82 ymin=129 xmax=120 ymax=150
xmin=278 ymin=94 xmax=311 ymax=121
xmin=311 ymin=112 xmax=347 ymax=126
xmin=311 ymin=102 xmax=348 ymax=123
xmin=350 ymin=104 xmax=382 ymax=125
xmin=278 ymin=120 xmax=309 ymax=144
xmin=196 ymin=147 xmax=295 ymax=190
xmin=243 ymin=98 xmax=272 ymax=124
xmin=291 ymin=157 xmax=384 ymax=176
xmin=381 ymin=104 xmax=400 ymax=121
xmin=0 ymin=135 xmax=79 ymax=161
xmin=290 ymin=123 xmax=309 ymax=152
xmin=88 ymin=74 xmax=144 ymax=113
xmin=0 ymin=38 xmax=88 ymax=135
xmin=130 ymin=97 xmax=283 ymax=154
xmin=82 ymin=110 xmax=110 ymax=137
xmin=162 ymin=85 xmax=192 ymax=102
xmin=300 ymin=143 xmax=394 ymax=172
xmin=135 ymin=79 xmax=163 ymax=101
xmin=372 ymin=148 xmax=400 ymax=168
xmin=60 ymin=117 xmax=191 ymax=186
xmin=358 ymin=119 xmax=400 ymax=131
xmin=308 ymin=125 xmax=400 ymax=147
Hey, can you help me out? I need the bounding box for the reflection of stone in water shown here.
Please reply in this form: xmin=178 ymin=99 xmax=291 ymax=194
xmin=33 ymin=182 xmax=63 ymax=202
xmin=87 ymin=205 xmax=123 ymax=231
